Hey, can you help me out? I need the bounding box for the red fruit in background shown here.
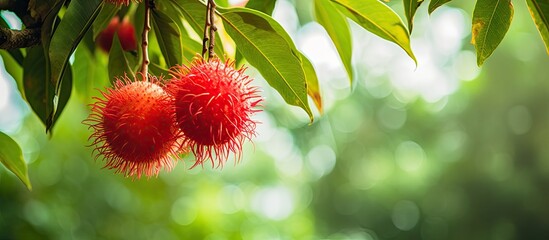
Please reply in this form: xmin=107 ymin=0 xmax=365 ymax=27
xmin=96 ymin=17 xmax=137 ymax=52
xmin=117 ymin=18 xmax=137 ymax=51
xmin=97 ymin=16 xmax=119 ymax=52
xmin=167 ymin=58 xmax=262 ymax=168
xmin=84 ymin=75 xmax=184 ymax=178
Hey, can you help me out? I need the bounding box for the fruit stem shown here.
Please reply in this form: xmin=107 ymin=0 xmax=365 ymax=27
xmin=208 ymin=0 xmax=216 ymax=60
xmin=141 ymin=0 xmax=152 ymax=81
xmin=201 ymin=0 xmax=216 ymax=60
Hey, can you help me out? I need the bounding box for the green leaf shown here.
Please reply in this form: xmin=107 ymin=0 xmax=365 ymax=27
xmin=92 ymin=3 xmax=121 ymax=40
xmin=235 ymin=47 xmax=246 ymax=68
xmin=428 ymin=0 xmax=452 ymax=14
xmin=49 ymin=0 xmax=102 ymax=96
xmin=314 ymin=0 xmax=353 ymax=83
xmin=52 ymin=65 xmax=73 ymax=128
xmin=23 ymin=46 xmax=53 ymax=127
xmin=246 ymin=0 xmax=277 ymax=15
xmin=28 ymin=0 xmax=57 ymax=21
xmin=108 ymin=34 xmax=139 ymax=81
xmin=403 ymin=0 xmax=424 ymax=32
xmin=472 ymin=0 xmax=514 ymax=66
xmin=300 ymin=53 xmax=322 ymax=113
xmin=526 ymin=0 xmax=549 ymax=54
xmin=215 ymin=0 xmax=230 ymax=8
xmin=181 ymin=34 xmax=203 ymax=62
xmin=0 ymin=132 xmax=31 ymax=190
xmin=330 ymin=0 xmax=416 ymax=64
xmin=168 ymin=0 xmax=225 ymax=59
xmin=37 ymin=0 xmax=65 ymax=131
xmin=149 ymin=62 xmax=170 ymax=77
xmin=73 ymin=45 xmax=109 ymax=102
xmin=151 ymin=10 xmax=183 ymax=67
xmin=218 ymin=8 xmax=313 ymax=121
xmin=40 ymin=0 xmax=65 ymax=48
xmin=160 ymin=0 xmax=202 ymax=62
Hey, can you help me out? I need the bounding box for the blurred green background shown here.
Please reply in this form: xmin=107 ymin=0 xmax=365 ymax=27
xmin=2 ymin=0 xmax=549 ymax=239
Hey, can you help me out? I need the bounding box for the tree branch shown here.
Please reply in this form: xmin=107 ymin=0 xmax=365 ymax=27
xmin=0 ymin=27 xmax=40 ymax=49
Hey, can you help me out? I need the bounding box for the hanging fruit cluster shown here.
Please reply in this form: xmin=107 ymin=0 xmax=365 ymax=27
xmin=85 ymin=0 xmax=262 ymax=178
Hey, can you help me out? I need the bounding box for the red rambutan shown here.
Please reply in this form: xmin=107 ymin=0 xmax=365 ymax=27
xmin=117 ymin=18 xmax=137 ymax=51
xmin=84 ymin=75 xmax=183 ymax=178
xmin=96 ymin=16 xmax=119 ymax=52
xmin=167 ymin=58 xmax=262 ymax=168
xmin=96 ymin=17 xmax=138 ymax=53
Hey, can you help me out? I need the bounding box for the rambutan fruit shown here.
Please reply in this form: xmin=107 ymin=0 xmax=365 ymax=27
xmin=117 ymin=18 xmax=137 ymax=51
xmin=84 ymin=75 xmax=183 ymax=178
xmin=96 ymin=16 xmax=119 ymax=52
xmin=167 ymin=58 xmax=262 ymax=168
xmin=97 ymin=17 xmax=137 ymax=52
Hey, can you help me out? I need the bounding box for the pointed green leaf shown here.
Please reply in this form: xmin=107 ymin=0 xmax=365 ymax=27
xmin=168 ymin=0 xmax=225 ymax=59
xmin=246 ymin=0 xmax=277 ymax=15
xmin=40 ymin=0 xmax=66 ymax=49
xmin=92 ymin=3 xmax=121 ymax=40
xmin=38 ymin=0 xmax=65 ymax=131
xmin=48 ymin=0 xmax=102 ymax=130
xmin=314 ymin=0 xmax=353 ymax=83
xmin=235 ymin=47 xmax=246 ymax=68
xmin=49 ymin=0 xmax=102 ymax=90
xmin=160 ymin=0 xmax=202 ymax=62
xmin=23 ymin=46 xmax=53 ymax=127
xmin=73 ymin=46 xmax=109 ymax=102
xmin=181 ymin=35 xmax=203 ymax=61
xmin=215 ymin=0 xmax=230 ymax=8
xmin=51 ymin=65 xmax=73 ymax=129
xmin=0 ymin=132 xmax=31 ymax=190
xmin=330 ymin=0 xmax=416 ymax=63
xmin=149 ymin=62 xmax=170 ymax=77
xmin=300 ymin=53 xmax=322 ymax=113
xmin=428 ymin=0 xmax=452 ymax=14
xmin=49 ymin=0 xmax=102 ymax=79
xmin=151 ymin=10 xmax=183 ymax=67
xmin=108 ymin=34 xmax=139 ymax=81
xmin=472 ymin=0 xmax=513 ymax=66
xmin=28 ymin=0 xmax=56 ymax=21
xmin=526 ymin=0 xmax=549 ymax=54
xmin=403 ymin=0 xmax=424 ymax=32
xmin=218 ymin=8 xmax=313 ymax=121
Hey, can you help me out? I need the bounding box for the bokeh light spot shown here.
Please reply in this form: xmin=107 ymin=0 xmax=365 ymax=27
xmin=395 ymin=141 xmax=425 ymax=172
xmin=507 ymin=105 xmax=532 ymax=135
xmin=377 ymin=105 xmax=406 ymax=130
xmin=348 ymin=150 xmax=394 ymax=190
xmin=391 ymin=200 xmax=421 ymax=231
xmin=306 ymin=145 xmax=336 ymax=179
xmin=251 ymin=186 xmax=294 ymax=221
xmin=217 ymin=185 xmax=245 ymax=214
xmin=24 ymin=200 xmax=51 ymax=227
xmin=171 ymin=197 xmax=198 ymax=225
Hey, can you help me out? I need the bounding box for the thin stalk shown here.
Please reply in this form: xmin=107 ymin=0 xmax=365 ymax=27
xmin=201 ymin=0 xmax=211 ymax=58
xmin=201 ymin=0 xmax=217 ymax=60
xmin=141 ymin=0 xmax=152 ymax=80
xmin=208 ymin=0 xmax=216 ymax=60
